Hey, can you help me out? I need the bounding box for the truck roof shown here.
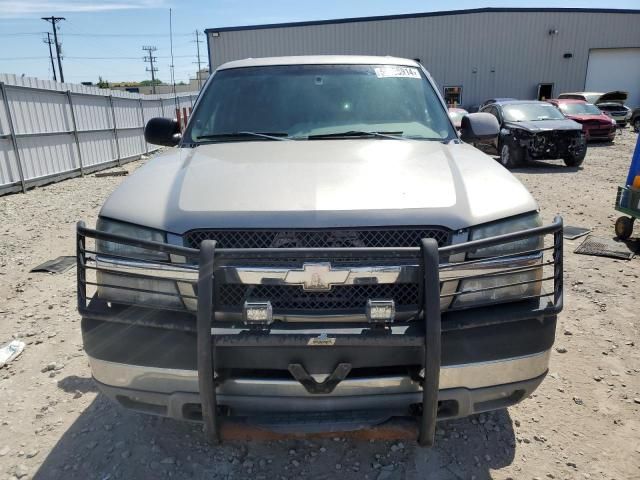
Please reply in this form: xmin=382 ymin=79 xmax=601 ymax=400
xmin=217 ymin=55 xmax=420 ymax=70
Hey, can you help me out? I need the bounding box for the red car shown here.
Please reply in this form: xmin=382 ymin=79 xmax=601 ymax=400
xmin=547 ymin=99 xmax=616 ymax=142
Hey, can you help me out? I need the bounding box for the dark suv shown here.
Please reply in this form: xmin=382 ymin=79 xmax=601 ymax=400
xmin=479 ymin=100 xmax=587 ymax=168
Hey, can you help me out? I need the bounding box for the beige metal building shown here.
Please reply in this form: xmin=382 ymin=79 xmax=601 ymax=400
xmin=205 ymin=8 xmax=640 ymax=109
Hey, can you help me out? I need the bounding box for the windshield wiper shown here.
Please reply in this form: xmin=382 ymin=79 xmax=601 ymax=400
xmin=307 ymin=130 xmax=405 ymax=140
xmin=196 ymin=131 xmax=290 ymax=141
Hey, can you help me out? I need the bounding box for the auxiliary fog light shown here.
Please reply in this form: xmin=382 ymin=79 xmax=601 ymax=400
xmin=366 ymin=299 xmax=395 ymax=324
xmin=243 ymin=301 xmax=273 ymax=326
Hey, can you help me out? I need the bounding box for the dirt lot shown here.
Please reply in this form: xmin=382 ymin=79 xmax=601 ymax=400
xmin=0 ymin=130 xmax=639 ymax=480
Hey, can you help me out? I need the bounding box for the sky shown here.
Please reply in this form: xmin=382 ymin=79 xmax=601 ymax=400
xmin=0 ymin=0 xmax=638 ymax=85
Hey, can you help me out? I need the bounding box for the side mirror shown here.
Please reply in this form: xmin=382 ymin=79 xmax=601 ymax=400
xmin=460 ymin=113 xmax=499 ymax=143
xmin=144 ymin=117 xmax=181 ymax=147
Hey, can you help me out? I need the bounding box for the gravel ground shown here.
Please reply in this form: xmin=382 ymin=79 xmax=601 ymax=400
xmin=0 ymin=130 xmax=639 ymax=480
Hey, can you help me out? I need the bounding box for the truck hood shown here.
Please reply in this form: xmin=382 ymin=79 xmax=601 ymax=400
xmin=505 ymin=119 xmax=582 ymax=132
xmin=100 ymin=140 xmax=538 ymax=233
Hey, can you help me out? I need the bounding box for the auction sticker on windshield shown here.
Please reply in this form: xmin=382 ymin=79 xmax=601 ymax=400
xmin=374 ymin=66 xmax=421 ymax=79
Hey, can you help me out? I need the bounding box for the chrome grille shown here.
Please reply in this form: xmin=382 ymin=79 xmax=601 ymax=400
xmin=184 ymin=227 xmax=451 ymax=249
xmin=218 ymin=283 xmax=420 ymax=311
xmin=186 ymin=227 xmax=449 ymax=315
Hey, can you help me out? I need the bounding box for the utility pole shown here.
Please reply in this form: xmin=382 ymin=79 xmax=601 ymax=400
xmin=42 ymin=16 xmax=65 ymax=83
xmin=43 ymin=32 xmax=57 ymax=81
xmin=193 ymin=30 xmax=204 ymax=89
xmin=142 ymin=46 xmax=158 ymax=94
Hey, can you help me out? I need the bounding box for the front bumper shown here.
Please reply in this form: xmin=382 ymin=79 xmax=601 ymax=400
xmin=607 ymin=113 xmax=631 ymax=125
xmin=584 ymin=126 xmax=616 ymax=141
xmin=93 ymin=372 xmax=547 ymax=430
xmin=83 ymin=312 xmax=553 ymax=428
xmin=76 ymin=217 xmax=563 ymax=446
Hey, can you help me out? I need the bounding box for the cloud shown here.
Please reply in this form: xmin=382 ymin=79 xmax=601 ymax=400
xmin=0 ymin=0 xmax=167 ymax=18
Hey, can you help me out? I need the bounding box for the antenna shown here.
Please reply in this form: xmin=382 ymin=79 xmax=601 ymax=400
xmin=169 ymin=8 xmax=178 ymax=111
xmin=193 ymin=30 xmax=204 ymax=89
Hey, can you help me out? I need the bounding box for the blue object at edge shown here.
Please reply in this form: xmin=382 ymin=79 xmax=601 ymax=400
xmin=626 ymin=134 xmax=640 ymax=187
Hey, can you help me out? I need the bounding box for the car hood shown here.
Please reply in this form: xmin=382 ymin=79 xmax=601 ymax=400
xmin=100 ymin=140 xmax=538 ymax=233
xmin=596 ymin=91 xmax=627 ymax=105
xmin=505 ymin=119 xmax=582 ymax=132
xmin=567 ymin=114 xmax=611 ymax=123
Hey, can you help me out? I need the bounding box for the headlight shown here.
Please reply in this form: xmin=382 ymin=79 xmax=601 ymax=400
xmin=453 ymin=213 xmax=544 ymax=309
xmin=96 ymin=217 xmax=168 ymax=262
xmin=454 ymin=269 xmax=542 ymax=308
xmin=96 ymin=271 xmax=182 ymax=309
xmin=467 ymin=213 xmax=542 ymax=259
xmin=95 ymin=218 xmax=182 ymax=308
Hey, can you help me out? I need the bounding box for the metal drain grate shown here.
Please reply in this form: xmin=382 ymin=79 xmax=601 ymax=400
xmin=574 ymin=235 xmax=635 ymax=260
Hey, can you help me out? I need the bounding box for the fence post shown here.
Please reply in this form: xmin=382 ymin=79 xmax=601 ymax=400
xmin=66 ymin=90 xmax=84 ymax=176
xmin=139 ymin=97 xmax=148 ymax=154
xmin=0 ymin=82 xmax=27 ymax=193
xmin=108 ymin=95 xmax=122 ymax=166
xmin=160 ymin=97 xmax=166 ymax=117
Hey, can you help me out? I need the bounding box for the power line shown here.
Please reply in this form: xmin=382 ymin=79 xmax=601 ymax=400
xmin=41 ymin=16 xmax=65 ymax=82
xmin=0 ymin=32 xmax=44 ymax=36
xmin=0 ymin=56 xmax=52 ymax=60
xmin=0 ymin=55 xmax=196 ymax=61
xmin=65 ymin=32 xmax=194 ymax=37
xmin=142 ymin=45 xmax=158 ymax=94
xmin=0 ymin=32 xmax=193 ymax=37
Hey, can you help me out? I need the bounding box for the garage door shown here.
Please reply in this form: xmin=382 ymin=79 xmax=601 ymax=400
xmin=585 ymin=48 xmax=640 ymax=108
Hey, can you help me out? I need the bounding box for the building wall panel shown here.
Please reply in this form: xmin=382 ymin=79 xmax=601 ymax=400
xmin=208 ymin=10 xmax=640 ymax=107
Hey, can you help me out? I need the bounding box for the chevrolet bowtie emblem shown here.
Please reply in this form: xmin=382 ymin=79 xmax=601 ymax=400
xmin=284 ymin=263 xmax=350 ymax=291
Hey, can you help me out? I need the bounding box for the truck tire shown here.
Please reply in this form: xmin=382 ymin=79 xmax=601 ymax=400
xmin=499 ymin=140 xmax=524 ymax=169
xmin=563 ymin=143 xmax=587 ymax=167
xmin=615 ymin=216 xmax=634 ymax=240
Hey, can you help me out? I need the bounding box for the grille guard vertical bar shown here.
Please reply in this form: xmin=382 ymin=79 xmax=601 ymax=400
xmin=418 ymin=238 xmax=441 ymax=447
xmin=77 ymin=220 xmax=87 ymax=309
xmin=197 ymin=239 xmax=219 ymax=443
xmin=553 ymin=215 xmax=564 ymax=310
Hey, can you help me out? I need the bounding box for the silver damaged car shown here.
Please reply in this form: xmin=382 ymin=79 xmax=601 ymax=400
xmin=77 ymin=56 xmax=563 ymax=446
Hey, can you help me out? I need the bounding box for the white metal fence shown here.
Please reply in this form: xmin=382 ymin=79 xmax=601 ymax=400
xmin=0 ymin=73 xmax=198 ymax=196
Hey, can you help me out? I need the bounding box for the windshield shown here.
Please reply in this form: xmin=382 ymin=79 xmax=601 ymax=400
xmin=503 ymin=103 xmax=565 ymax=122
xmin=558 ymin=103 xmax=602 ymax=116
xmin=185 ymin=64 xmax=456 ymax=143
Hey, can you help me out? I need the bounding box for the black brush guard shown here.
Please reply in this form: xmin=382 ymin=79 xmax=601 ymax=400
xmin=76 ymin=217 xmax=564 ymax=446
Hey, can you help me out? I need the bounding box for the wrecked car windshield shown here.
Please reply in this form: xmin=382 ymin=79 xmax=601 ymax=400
xmin=558 ymin=103 xmax=602 ymax=116
xmin=186 ymin=64 xmax=456 ymax=143
xmin=503 ymin=103 xmax=566 ymax=122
